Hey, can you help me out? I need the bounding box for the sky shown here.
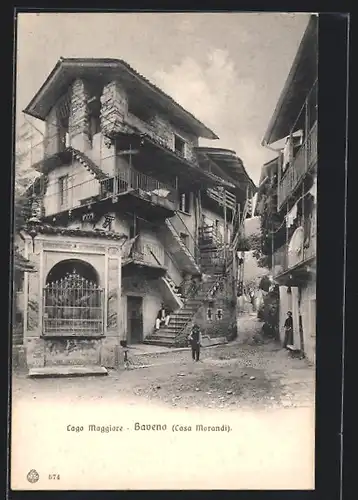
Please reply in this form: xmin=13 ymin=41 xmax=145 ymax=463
xmin=15 ymin=12 xmax=311 ymax=185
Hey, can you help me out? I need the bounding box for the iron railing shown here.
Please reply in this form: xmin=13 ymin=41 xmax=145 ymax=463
xmin=43 ymin=270 xmax=104 ymax=336
xmin=278 ymin=120 xmax=317 ymax=209
xmin=100 ymin=166 xmax=177 ymax=207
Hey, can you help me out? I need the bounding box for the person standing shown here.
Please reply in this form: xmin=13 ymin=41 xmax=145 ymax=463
xmin=188 ymin=323 xmax=202 ymax=362
xmin=283 ymin=311 xmax=294 ymax=348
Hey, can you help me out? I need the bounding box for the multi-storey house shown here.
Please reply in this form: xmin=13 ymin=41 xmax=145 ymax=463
xmin=16 ymin=57 xmax=255 ymax=372
xmin=260 ymin=16 xmax=317 ymax=363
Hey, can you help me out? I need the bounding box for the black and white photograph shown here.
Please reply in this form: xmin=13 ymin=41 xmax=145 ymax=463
xmin=11 ymin=11 xmax=319 ymax=490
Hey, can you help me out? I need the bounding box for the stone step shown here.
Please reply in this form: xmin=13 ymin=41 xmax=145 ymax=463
xmin=147 ymin=332 xmax=177 ymax=339
xmin=28 ymin=365 xmax=108 ymax=378
xmin=142 ymin=338 xmax=178 ymax=347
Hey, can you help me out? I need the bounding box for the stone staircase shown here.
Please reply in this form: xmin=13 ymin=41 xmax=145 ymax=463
xmin=143 ymin=275 xmax=224 ymax=347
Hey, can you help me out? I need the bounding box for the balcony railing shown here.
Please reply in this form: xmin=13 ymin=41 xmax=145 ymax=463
xmin=206 ymin=188 xmax=236 ymax=211
xmin=272 ymin=235 xmax=316 ymax=278
xmin=199 ymin=224 xmax=224 ymax=247
xmin=100 ymin=167 xmax=177 ymax=210
xmin=278 ymin=120 xmax=317 ymax=209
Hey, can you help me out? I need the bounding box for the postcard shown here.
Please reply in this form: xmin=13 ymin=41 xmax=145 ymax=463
xmin=11 ymin=11 xmax=318 ymax=490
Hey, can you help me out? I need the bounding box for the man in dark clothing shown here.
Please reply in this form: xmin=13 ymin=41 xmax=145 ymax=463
xmin=283 ymin=311 xmax=294 ymax=348
xmin=188 ymin=323 xmax=202 ymax=361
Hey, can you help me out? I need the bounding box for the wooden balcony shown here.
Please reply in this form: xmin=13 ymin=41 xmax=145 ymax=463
xmin=199 ymin=224 xmax=223 ymax=249
xmin=278 ymin=121 xmax=317 ymax=209
xmin=206 ymin=188 xmax=236 ymax=211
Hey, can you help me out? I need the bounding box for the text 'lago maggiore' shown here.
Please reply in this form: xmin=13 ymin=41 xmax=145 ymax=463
xmin=66 ymin=423 xmax=232 ymax=433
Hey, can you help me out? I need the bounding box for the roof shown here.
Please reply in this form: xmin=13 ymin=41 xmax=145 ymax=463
xmin=21 ymin=224 xmax=128 ymax=241
xmin=195 ymin=147 xmax=257 ymax=194
xmin=23 ymin=58 xmax=218 ymax=140
xmin=262 ymin=15 xmax=318 ymax=145
xmin=30 ymin=147 xmax=109 ymax=179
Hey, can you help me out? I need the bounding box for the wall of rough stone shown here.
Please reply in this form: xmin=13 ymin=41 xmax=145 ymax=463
xmin=68 ymin=79 xmax=91 ymax=152
xmin=100 ymin=81 xmax=129 ymax=136
xmin=44 ymin=338 xmax=101 ymax=366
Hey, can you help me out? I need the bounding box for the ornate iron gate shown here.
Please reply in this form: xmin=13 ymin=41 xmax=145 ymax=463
xmin=43 ymin=269 xmax=104 ymax=336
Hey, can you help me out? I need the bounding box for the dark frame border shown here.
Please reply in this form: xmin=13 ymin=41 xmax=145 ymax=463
xmin=3 ymin=8 xmax=350 ymax=500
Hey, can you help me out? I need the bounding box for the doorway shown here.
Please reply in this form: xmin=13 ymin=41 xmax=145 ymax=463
xmin=127 ymin=296 xmax=143 ymax=344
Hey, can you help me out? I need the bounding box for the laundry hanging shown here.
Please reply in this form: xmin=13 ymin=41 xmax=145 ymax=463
xmin=286 ymin=203 xmax=298 ymax=228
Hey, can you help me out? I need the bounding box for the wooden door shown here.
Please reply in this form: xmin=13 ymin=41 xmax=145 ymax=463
xmin=127 ymin=296 xmax=143 ymax=344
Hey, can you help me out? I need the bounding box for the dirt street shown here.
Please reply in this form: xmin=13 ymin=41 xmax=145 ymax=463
xmin=11 ymin=337 xmax=316 ymax=490
xmin=12 ymin=339 xmax=315 ymax=411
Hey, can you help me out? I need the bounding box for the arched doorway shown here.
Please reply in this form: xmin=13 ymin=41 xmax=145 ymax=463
xmin=43 ymin=259 xmax=104 ymax=336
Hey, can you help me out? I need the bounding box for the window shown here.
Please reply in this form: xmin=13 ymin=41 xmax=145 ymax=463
xmin=174 ymin=134 xmax=186 ymax=156
xmin=216 ymin=309 xmax=223 ymax=320
xmin=179 ymin=191 xmax=190 ymax=213
xmin=180 ymin=232 xmax=189 ymax=247
xmin=207 ymin=308 xmax=213 ymax=321
xmin=58 ymin=175 xmax=69 ymax=208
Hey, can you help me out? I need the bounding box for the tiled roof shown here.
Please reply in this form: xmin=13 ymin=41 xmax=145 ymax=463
xmin=22 ymin=224 xmax=127 ymax=241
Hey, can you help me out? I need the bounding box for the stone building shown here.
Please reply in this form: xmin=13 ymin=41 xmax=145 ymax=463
xmin=16 ymin=57 xmax=255 ymax=372
xmin=259 ymin=16 xmax=317 ymax=363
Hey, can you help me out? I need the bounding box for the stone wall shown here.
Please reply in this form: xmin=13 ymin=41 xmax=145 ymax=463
xmin=68 ymin=79 xmax=91 ymax=152
xmin=100 ymin=81 xmax=129 ymax=137
xmin=44 ymin=338 xmax=101 ymax=366
xmin=20 ymin=234 xmax=123 ymax=370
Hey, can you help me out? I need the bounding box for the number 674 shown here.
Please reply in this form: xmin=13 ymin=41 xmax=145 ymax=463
xmin=48 ymin=474 xmax=60 ymax=480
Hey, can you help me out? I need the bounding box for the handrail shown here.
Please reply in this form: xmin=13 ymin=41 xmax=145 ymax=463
xmin=175 ymin=211 xmax=201 ymax=260
xmin=172 ymin=274 xmax=227 ymax=341
xmin=166 ymin=217 xmax=200 ymax=267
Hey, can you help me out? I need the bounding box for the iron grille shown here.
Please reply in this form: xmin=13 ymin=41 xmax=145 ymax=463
xmin=43 ymin=269 xmax=104 ymax=336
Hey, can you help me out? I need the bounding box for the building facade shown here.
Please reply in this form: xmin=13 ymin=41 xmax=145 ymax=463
xmin=16 ymin=58 xmax=255 ymax=370
xmin=260 ymin=16 xmax=317 ymax=363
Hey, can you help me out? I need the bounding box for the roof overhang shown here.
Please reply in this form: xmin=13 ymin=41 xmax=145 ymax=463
xmin=195 ymin=147 xmax=256 ymax=194
xmin=262 ymin=15 xmax=318 ymax=146
xmin=23 ymin=58 xmax=219 ymax=140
